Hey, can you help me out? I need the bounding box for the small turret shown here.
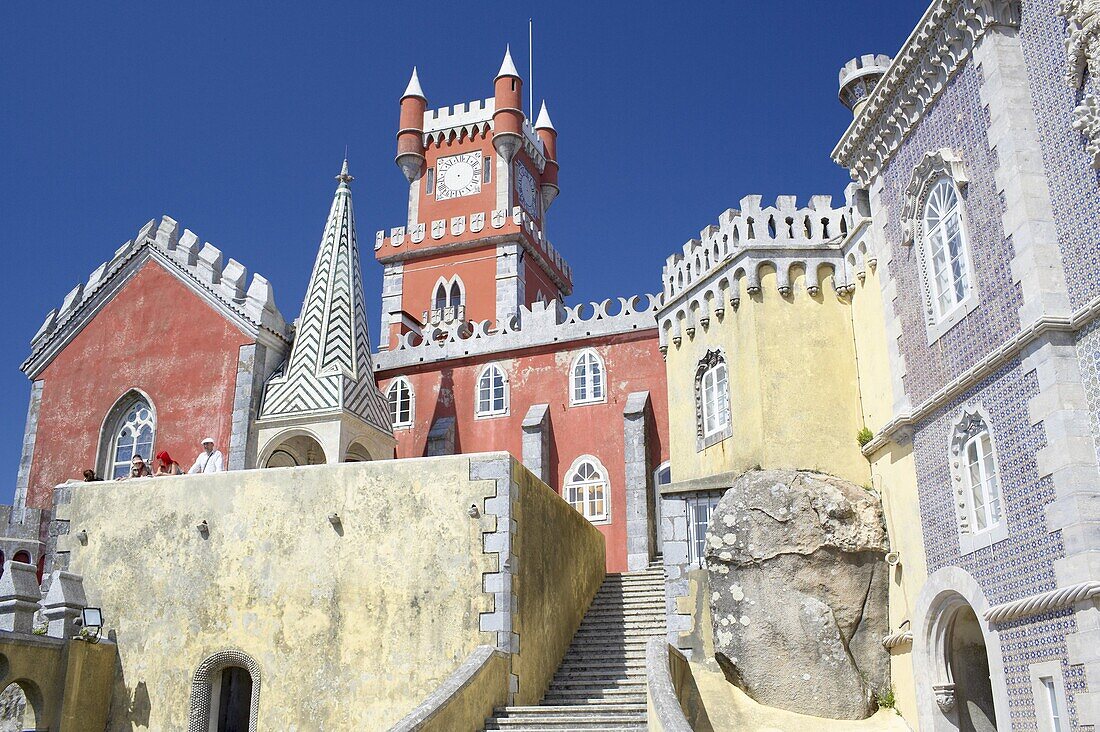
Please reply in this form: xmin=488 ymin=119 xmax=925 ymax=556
xmin=534 ymin=101 xmax=559 ymax=209
xmin=838 ymin=54 xmax=891 ymax=117
xmin=492 ymin=46 xmax=524 ymax=163
xmin=396 ymin=67 xmax=427 ymax=183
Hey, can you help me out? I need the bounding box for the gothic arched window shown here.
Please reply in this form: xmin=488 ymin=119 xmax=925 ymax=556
xmin=922 ymin=177 xmax=971 ymax=321
xmin=476 ymin=363 xmax=508 ymax=417
xmin=564 ymin=456 xmax=609 ymax=523
xmin=102 ymin=392 xmax=155 ymax=479
xmin=949 ymin=406 xmax=1008 ymax=553
xmin=695 ymin=350 xmax=731 ymax=450
xmin=387 ymin=377 xmax=414 ymax=428
xmin=571 ymin=349 xmax=605 ymax=405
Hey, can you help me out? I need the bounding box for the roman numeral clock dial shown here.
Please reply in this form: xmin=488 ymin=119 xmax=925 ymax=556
xmin=435 ymin=152 xmax=483 ymax=200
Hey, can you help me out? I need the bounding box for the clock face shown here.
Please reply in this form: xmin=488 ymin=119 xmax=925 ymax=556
xmin=436 ymin=152 xmax=483 ymax=200
xmin=514 ymin=162 xmax=538 ymax=215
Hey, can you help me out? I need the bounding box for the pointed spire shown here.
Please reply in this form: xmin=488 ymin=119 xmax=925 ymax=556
xmin=496 ymin=45 xmax=521 ymax=80
xmin=336 ymin=157 xmax=354 ymax=187
xmin=534 ymin=101 xmax=555 ymax=131
xmin=402 ymin=66 xmax=426 ymax=100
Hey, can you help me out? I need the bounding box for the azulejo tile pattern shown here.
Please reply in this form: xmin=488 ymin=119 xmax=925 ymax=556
xmin=913 ymin=359 xmax=1076 ymax=730
xmin=879 ymin=62 xmax=1023 ymax=407
xmin=1075 ymin=318 xmax=1100 ymax=469
xmin=1019 ymin=0 xmax=1100 ymax=310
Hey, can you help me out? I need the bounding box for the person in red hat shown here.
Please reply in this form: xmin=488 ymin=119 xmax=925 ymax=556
xmin=153 ymin=450 xmax=183 ymax=476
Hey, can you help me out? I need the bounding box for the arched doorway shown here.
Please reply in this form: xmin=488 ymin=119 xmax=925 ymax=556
xmin=0 ymin=679 xmax=44 ymax=731
xmin=188 ymin=650 xmax=260 ymax=732
xmin=343 ymin=442 xmax=372 ymax=462
xmin=916 ymin=570 xmax=1006 ymax=732
xmin=260 ymin=432 xmax=326 ymax=469
xmin=948 ymin=605 xmax=997 ymax=731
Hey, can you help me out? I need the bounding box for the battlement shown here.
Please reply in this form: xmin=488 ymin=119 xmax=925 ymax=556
xmin=661 ymin=191 xmax=864 ymax=301
xmin=657 ymin=187 xmax=874 ymax=352
xmin=373 ymin=294 xmax=660 ymax=371
xmin=839 ymin=54 xmax=892 ymax=89
xmin=421 ymin=97 xmax=545 ymax=166
xmin=376 ymin=206 xmax=573 ymax=286
xmin=23 ymin=216 xmax=289 ymax=378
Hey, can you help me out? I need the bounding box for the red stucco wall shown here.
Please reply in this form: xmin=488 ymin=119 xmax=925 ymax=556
xmin=26 ymin=261 xmax=253 ymax=507
xmin=380 ymin=331 xmax=669 ymax=572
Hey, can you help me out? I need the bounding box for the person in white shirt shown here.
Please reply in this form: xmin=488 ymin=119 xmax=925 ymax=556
xmin=189 ymin=437 xmax=225 ymax=474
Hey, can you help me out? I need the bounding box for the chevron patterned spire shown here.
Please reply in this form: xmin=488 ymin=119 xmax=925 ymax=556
xmin=257 ymin=160 xmax=391 ymax=435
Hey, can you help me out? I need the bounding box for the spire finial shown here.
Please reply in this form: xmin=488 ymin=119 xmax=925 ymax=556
xmin=534 ymin=100 xmax=555 ymax=131
xmin=336 ymin=157 xmax=353 ymax=186
xmin=402 ymin=66 xmax=426 ymax=100
xmin=496 ymin=45 xmax=521 ymax=80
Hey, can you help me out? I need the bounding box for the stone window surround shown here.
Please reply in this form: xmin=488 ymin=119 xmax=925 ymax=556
xmin=96 ymin=388 xmax=157 ymax=481
xmin=562 ymin=454 xmax=611 ymax=525
xmin=569 ymin=348 xmax=607 ymax=407
xmin=947 ymin=403 xmax=1009 ymax=555
xmin=694 ymin=349 xmax=732 ymax=451
xmin=904 ymin=151 xmax=980 ymax=345
xmin=386 ymin=376 xmax=415 ymax=430
xmin=474 ymin=362 xmax=509 ymax=419
xmin=1029 ymin=660 xmax=1071 ymax=732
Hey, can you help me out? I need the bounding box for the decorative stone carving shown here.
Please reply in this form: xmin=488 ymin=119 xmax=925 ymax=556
xmin=1072 ymin=94 xmax=1100 ymax=167
xmin=1059 ymin=0 xmax=1100 ymax=87
xmin=901 ymin=149 xmax=969 ymax=245
xmin=707 ymin=470 xmax=890 ymax=720
xmin=933 ymin=682 xmax=957 ymax=713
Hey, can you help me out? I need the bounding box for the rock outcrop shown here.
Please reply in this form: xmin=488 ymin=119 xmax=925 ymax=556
xmin=706 ymin=469 xmax=889 ymax=719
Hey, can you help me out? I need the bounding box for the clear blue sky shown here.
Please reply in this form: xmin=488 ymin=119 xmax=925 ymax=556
xmin=0 ymin=2 xmax=924 ymax=502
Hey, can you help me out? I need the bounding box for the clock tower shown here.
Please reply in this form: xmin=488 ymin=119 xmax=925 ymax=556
xmin=375 ymin=48 xmax=570 ymax=350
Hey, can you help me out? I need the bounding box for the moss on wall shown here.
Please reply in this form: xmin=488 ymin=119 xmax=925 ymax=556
xmin=511 ymin=459 xmax=606 ymax=705
xmin=665 ymin=266 xmax=870 ymax=487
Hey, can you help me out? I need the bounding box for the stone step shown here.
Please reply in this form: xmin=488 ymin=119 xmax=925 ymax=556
xmin=546 ymin=679 xmax=646 ymax=691
xmin=488 ymin=714 xmax=648 ymax=727
xmin=557 ymin=660 xmax=646 ymax=671
xmin=500 ymin=703 xmax=646 ymax=714
xmin=542 ymin=692 xmax=647 ymax=704
xmin=484 ymin=726 xmax=646 ymax=732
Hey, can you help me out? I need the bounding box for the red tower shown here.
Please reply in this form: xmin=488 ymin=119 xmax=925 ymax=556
xmin=375 ymin=50 xmax=572 ymax=348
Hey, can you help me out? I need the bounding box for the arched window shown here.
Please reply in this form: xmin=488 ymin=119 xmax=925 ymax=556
xmin=188 ymin=650 xmax=260 ymax=732
xmin=949 ymin=406 xmax=1007 ymax=553
xmin=387 ymin=377 xmax=414 ymax=428
xmin=564 ymin=456 xmax=609 ymax=523
xmin=476 ymin=363 xmax=508 ymax=417
xmin=448 ymin=279 xmax=463 ymax=308
xmin=433 ymin=282 xmax=448 ymax=311
xmin=923 ymin=177 xmax=971 ymax=320
xmin=103 ymin=393 xmax=155 ymax=479
xmin=571 ymin=349 xmax=605 ymax=405
xmin=695 ymin=351 xmax=731 ymax=449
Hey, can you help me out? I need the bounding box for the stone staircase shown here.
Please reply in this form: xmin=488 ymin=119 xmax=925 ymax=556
xmin=482 ymin=563 xmax=666 ymax=731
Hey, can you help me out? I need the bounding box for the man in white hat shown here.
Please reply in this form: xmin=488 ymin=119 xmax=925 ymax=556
xmin=188 ymin=437 xmax=225 ymax=474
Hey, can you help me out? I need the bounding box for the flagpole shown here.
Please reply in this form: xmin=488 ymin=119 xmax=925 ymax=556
xmin=528 ymin=18 xmax=534 ymax=117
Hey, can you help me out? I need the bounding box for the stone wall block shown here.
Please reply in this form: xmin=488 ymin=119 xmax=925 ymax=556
xmin=0 ymin=561 xmax=43 ymax=634
xmin=41 ymin=570 xmax=87 ymax=639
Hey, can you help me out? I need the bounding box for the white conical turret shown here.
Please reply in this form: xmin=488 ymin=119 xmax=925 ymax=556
xmin=402 ymin=66 xmax=426 ymax=100
xmin=496 ymin=44 xmax=521 ymax=80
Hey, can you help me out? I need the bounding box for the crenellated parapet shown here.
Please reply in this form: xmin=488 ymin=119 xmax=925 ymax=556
xmin=421 ymin=97 xmax=546 ymax=171
xmin=657 ymin=187 xmax=872 ymax=352
xmin=376 ymin=205 xmax=573 ymax=291
xmin=22 ymin=216 xmax=289 ymax=379
xmin=373 ymin=294 xmax=661 ymax=371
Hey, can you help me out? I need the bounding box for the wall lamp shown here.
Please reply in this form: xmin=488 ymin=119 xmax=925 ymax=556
xmin=327 ymin=513 xmax=342 ymax=527
xmin=196 ymin=520 xmax=209 ymax=537
xmin=76 ymin=529 xmax=88 ymax=545
xmin=468 ymin=504 xmax=480 ymax=519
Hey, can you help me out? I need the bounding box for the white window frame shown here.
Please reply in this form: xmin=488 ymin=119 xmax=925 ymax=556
xmin=653 ymin=461 xmax=671 ymax=536
xmin=570 ymin=349 xmax=606 ymax=406
xmin=99 ymin=390 xmax=157 ymax=480
xmin=1029 ymin=661 xmax=1069 ymax=732
xmin=563 ymin=455 xmax=610 ymax=524
xmin=686 ymin=492 xmax=723 ymax=568
xmin=921 ymin=178 xmax=973 ymax=322
xmin=386 ymin=377 xmax=414 ymax=429
xmin=475 ymin=363 xmax=509 ymax=418
xmin=695 ymin=350 xmax=732 ymax=450
xmin=903 ymin=150 xmax=979 ymax=344
xmin=948 ymin=405 xmax=1008 ymax=554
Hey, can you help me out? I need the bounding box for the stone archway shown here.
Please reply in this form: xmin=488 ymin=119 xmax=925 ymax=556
xmin=343 ymin=442 xmax=372 ymax=462
xmin=914 ymin=567 xmax=1008 ymax=731
xmin=0 ymin=678 xmax=45 ymax=731
xmin=258 ymin=430 xmax=327 ymax=469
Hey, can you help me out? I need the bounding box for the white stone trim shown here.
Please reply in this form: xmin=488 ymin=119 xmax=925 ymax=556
xmin=912 ymin=566 xmax=1011 ymax=732
xmin=562 ymin=454 xmax=612 ymax=525
xmin=569 ymin=348 xmax=607 ymax=406
xmin=831 ymin=0 xmax=1021 ymax=184
xmin=1029 ymin=660 xmax=1072 ymax=732
xmin=385 ymin=376 xmax=415 ymax=430
xmin=474 ymin=363 xmax=510 ymax=419
xmin=983 ymin=581 xmax=1100 ymax=624
xmin=187 ymin=649 xmax=261 ymax=732
xmin=947 ymin=404 xmax=1010 ymax=554
xmin=881 ymin=629 xmax=914 ymax=650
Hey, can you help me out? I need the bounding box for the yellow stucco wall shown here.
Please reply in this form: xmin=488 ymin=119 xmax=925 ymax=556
xmin=417 ymin=649 xmax=510 ymax=732
xmin=512 ymin=460 xmax=606 ymax=705
xmin=55 ymin=454 xmax=604 ymax=731
xmin=665 ymin=265 xmax=870 ymax=487
xmin=850 ymin=265 xmax=926 ymax=730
